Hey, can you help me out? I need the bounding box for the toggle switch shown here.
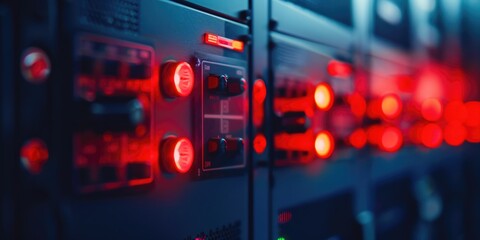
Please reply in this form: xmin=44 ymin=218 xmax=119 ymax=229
xmin=207 ymin=137 xmax=227 ymax=155
xmin=225 ymin=138 xmax=244 ymax=155
xmin=207 ymin=74 xmax=246 ymax=97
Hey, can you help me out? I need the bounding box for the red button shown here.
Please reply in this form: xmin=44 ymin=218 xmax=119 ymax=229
xmin=162 ymin=61 xmax=194 ymax=97
xmin=162 ymin=137 xmax=194 ymax=174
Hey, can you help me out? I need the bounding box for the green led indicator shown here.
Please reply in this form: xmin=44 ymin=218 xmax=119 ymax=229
xmin=277 ymin=237 xmax=286 ymax=240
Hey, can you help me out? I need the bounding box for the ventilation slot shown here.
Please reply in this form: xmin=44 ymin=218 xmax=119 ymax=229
xmin=184 ymin=221 xmax=241 ymax=240
xmin=80 ymin=0 xmax=140 ymax=34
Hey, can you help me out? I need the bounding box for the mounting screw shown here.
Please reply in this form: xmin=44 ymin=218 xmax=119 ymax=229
xmin=269 ymin=20 xmax=278 ymax=30
xmin=239 ymin=10 xmax=251 ymax=22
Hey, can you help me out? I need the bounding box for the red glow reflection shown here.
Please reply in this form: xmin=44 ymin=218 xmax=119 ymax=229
xmin=414 ymin=69 xmax=444 ymax=103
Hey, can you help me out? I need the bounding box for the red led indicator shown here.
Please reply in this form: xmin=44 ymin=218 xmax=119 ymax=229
xmin=315 ymin=131 xmax=334 ymax=159
xmin=20 ymin=139 xmax=49 ymax=174
xmin=465 ymin=101 xmax=480 ymax=127
xmin=327 ymin=60 xmax=352 ymax=78
xmin=381 ymin=94 xmax=402 ymax=120
xmin=162 ymin=61 xmax=194 ymax=97
xmin=467 ymin=127 xmax=480 ymax=143
xmin=421 ymin=98 xmax=443 ymax=122
xmin=349 ymin=128 xmax=367 ymax=149
xmin=445 ymin=101 xmax=467 ymax=123
xmin=278 ymin=211 xmax=293 ymax=224
xmin=380 ymin=127 xmax=402 ymax=152
xmin=253 ymin=79 xmax=267 ymax=127
xmin=21 ymin=48 xmax=51 ymax=83
xmin=444 ymin=122 xmax=466 ymax=146
xmin=163 ymin=137 xmax=194 ymax=174
xmin=421 ymin=123 xmax=443 ymax=148
xmin=348 ymin=92 xmax=367 ymax=118
xmin=314 ymin=83 xmax=334 ymax=111
xmin=253 ymin=134 xmax=267 ymax=154
xmin=253 ymin=79 xmax=267 ymax=104
xmin=204 ymin=33 xmax=244 ymax=52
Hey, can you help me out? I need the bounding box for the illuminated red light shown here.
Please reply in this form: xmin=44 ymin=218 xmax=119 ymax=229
xmin=21 ymin=48 xmax=51 ymax=83
xmin=421 ymin=123 xmax=443 ymax=148
xmin=253 ymin=134 xmax=267 ymax=154
xmin=162 ymin=61 xmax=194 ymax=97
xmin=421 ymin=98 xmax=443 ymax=122
xmin=314 ymin=131 xmax=334 ymax=159
xmin=381 ymin=94 xmax=402 ymax=119
xmin=380 ymin=127 xmax=402 ymax=152
xmin=314 ymin=83 xmax=334 ymax=111
xmin=253 ymin=79 xmax=267 ymax=104
xmin=278 ymin=211 xmax=293 ymax=224
xmin=327 ymin=60 xmax=352 ymax=78
xmin=444 ymin=122 xmax=466 ymax=146
xmin=444 ymin=101 xmax=467 ymax=123
xmin=467 ymin=127 xmax=480 ymax=143
xmin=20 ymin=139 xmax=49 ymax=174
xmin=465 ymin=101 xmax=480 ymax=127
xmin=349 ymin=128 xmax=367 ymax=149
xmin=204 ymin=33 xmax=244 ymax=52
xmin=253 ymin=79 xmax=267 ymax=127
xmin=162 ymin=137 xmax=194 ymax=174
xmin=347 ymin=92 xmax=367 ymax=118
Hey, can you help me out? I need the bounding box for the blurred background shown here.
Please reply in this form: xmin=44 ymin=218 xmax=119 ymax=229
xmin=1 ymin=0 xmax=480 ymax=239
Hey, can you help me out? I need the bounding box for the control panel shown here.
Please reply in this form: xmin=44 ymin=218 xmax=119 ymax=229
xmin=200 ymin=58 xmax=247 ymax=174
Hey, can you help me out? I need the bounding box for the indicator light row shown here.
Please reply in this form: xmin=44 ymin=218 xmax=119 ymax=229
xmin=272 ymin=60 xmax=480 ymax=163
